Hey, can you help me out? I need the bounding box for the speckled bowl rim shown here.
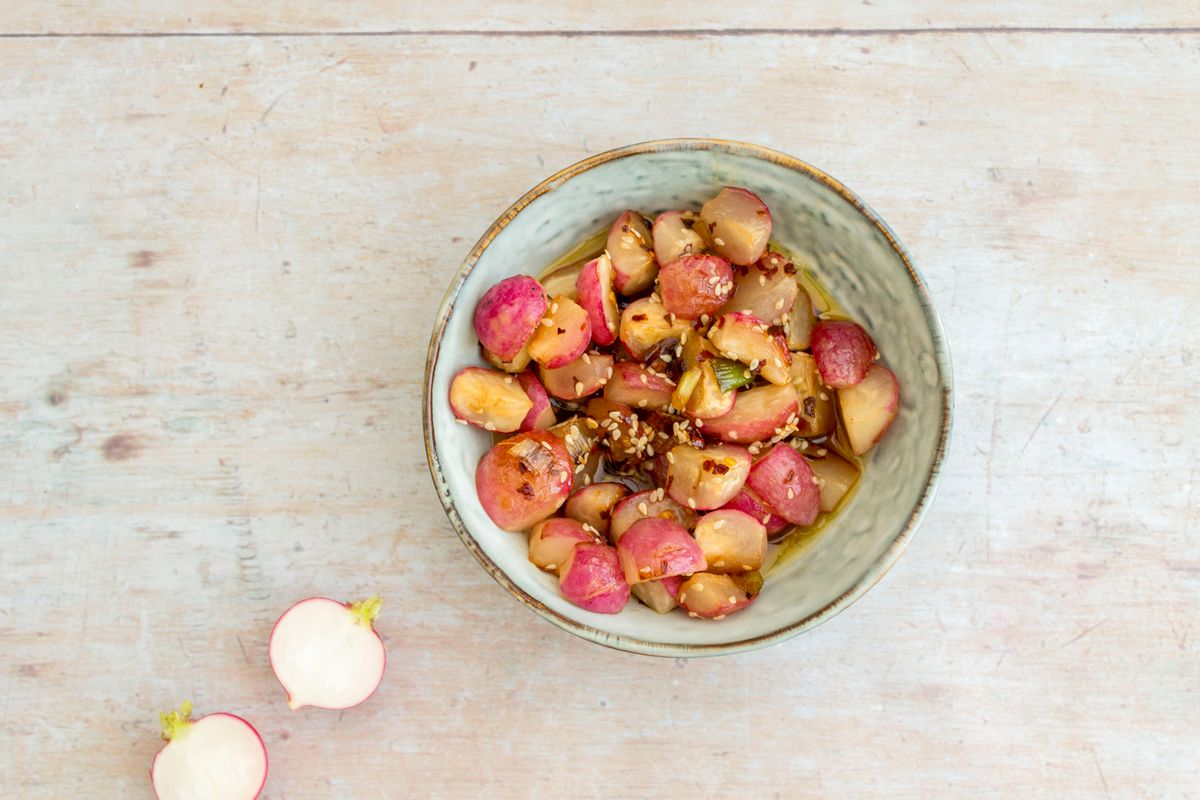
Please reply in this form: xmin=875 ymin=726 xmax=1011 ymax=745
xmin=423 ymin=138 xmax=953 ymax=658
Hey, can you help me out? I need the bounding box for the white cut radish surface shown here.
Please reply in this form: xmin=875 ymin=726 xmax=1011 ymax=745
xmin=150 ymin=702 xmax=267 ymax=800
xmin=269 ymin=596 xmax=386 ymax=711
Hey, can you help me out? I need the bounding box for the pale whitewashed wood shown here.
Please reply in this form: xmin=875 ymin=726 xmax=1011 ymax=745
xmin=0 ymin=24 xmax=1198 ymax=800
xmin=4 ymin=1 xmax=1200 ymax=34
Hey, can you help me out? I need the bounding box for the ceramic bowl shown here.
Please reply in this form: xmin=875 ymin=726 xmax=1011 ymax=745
xmin=423 ymin=139 xmax=951 ymax=657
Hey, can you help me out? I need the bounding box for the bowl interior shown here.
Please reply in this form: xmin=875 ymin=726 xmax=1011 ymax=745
xmin=426 ymin=141 xmax=950 ymax=656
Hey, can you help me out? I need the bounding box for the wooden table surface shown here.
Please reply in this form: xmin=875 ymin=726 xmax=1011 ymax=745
xmin=2 ymin=5 xmax=1198 ymax=798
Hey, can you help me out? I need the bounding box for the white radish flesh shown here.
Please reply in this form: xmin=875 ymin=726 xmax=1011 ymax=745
xmin=619 ymin=296 xmax=691 ymax=361
xmin=699 ymin=187 xmax=772 ymax=266
xmin=838 ymin=363 xmax=901 ymax=455
xmin=665 ymin=443 xmax=751 ymax=511
xmin=652 ymin=210 xmax=707 ymax=264
xmin=449 ymin=367 xmax=533 ymax=432
xmin=707 ymin=312 xmax=791 ymax=386
xmin=692 ymin=509 xmax=767 ymax=573
xmin=269 ymin=596 xmax=387 ymax=711
xmin=150 ymin=702 xmax=267 ymax=800
xmin=608 ymin=211 xmax=658 ymax=295
xmin=789 ymin=353 xmax=837 ymax=437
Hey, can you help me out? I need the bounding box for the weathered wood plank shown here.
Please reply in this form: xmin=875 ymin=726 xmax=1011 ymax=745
xmin=0 ymin=29 xmax=1197 ymax=799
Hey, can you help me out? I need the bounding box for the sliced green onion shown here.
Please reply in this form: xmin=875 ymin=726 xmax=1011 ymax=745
xmin=711 ymin=358 xmax=755 ymax=393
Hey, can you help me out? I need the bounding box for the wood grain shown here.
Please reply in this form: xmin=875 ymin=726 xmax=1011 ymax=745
xmin=1 ymin=23 xmax=1198 ymax=800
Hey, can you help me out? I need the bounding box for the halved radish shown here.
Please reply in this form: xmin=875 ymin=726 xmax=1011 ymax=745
xmin=473 ymin=275 xmax=548 ymax=361
xmin=722 ymin=252 xmax=798 ymax=324
xmin=838 ymin=363 xmax=900 ymax=455
xmin=607 ymin=211 xmax=658 ymax=295
xmin=745 ymin=444 xmax=819 ymax=526
xmin=558 ymin=542 xmax=630 ymax=613
xmin=603 ymin=362 xmax=675 ymax=411
xmin=484 ymin=341 xmax=532 ymax=373
xmin=810 ymin=320 xmax=878 ymax=388
xmin=268 ymin=596 xmax=387 ymax=711
xmin=707 ymin=312 xmax=792 ymax=385
xmin=449 ymin=367 xmax=534 ymax=433
xmin=564 ymin=482 xmax=630 ymax=536
xmin=517 ymin=371 xmax=557 ymax=431
xmin=658 ymin=254 xmax=734 ymax=320
xmin=677 ymin=573 xmax=752 ymax=619
xmin=528 ymin=517 xmax=600 ymax=573
xmin=150 ymin=702 xmax=266 ymax=800
xmin=609 ymin=488 xmax=696 ymax=542
xmin=652 ymin=210 xmax=707 ymax=264
xmin=616 ymin=517 xmax=707 ymax=585
xmin=786 ymin=288 xmax=816 ymax=351
xmin=698 ymin=187 xmax=772 ymax=266
xmin=721 ymin=488 xmax=790 ymax=537
xmin=476 ymin=430 xmax=573 ymax=531
xmin=674 ymin=363 xmax=737 ymax=420
xmin=540 ymin=352 xmax=613 ymax=400
xmin=538 ymin=258 xmax=584 ymax=301
xmin=584 ymin=397 xmax=646 ymax=465
xmin=701 ymin=383 xmax=799 ymax=444
xmin=665 ymin=443 xmax=751 ymax=511
xmin=631 ymin=575 xmax=684 ymax=614
xmin=547 ymin=417 xmax=601 ymax=491
xmin=789 ymin=353 xmax=837 ymax=437
xmin=692 ymin=509 xmax=767 ymax=573
xmin=528 ymin=295 xmax=591 ymax=369
xmin=805 ymin=447 xmax=861 ymax=512
xmin=575 ymin=253 xmax=620 ymax=346
xmin=619 ymin=296 xmax=691 ymax=361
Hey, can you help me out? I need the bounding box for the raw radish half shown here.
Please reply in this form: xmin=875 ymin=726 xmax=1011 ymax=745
xmin=150 ymin=701 xmax=267 ymax=800
xmin=269 ymin=595 xmax=387 ymax=711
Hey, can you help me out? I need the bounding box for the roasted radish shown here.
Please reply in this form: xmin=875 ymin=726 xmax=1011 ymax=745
xmin=652 ymin=210 xmax=706 ymax=264
xmin=692 ymin=509 xmax=767 ymax=573
xmin=476 ymin=430 xmax=573 ymax=530
xmin=528 ymin=517 xmax=601 ymax=573
xmin=786 ymin=288 xmax=816 ymax=351
xmin=665 ymin=443 xmax=751 ymax=511
xmin=789 ymin=353 xmax=837 ymax=437
xmin=528 ymin=295 xmax=591 ymax=369
xmin=721 ymin=488 xmax=790 ymax=537
xmin=619 ymin=296 xmax=691 ymax=360
xmin=449 ymin=367 xmax=533 ymax=433
xmin=838 ymin=363 xmax=900 ymax=455
xmin=484 ymin=341 xmax=532 ymax=373
xmin=608 ymin=211 xmax=657 ymax=295
xmin=609 ymin=488 xmax=696 ymax=542
xmin=559 ymin=542 xmax=630 ymax=613
xmin=564 ymin=482 xmax=630 ymax=536
xmin=699 ymin=187 xmax=772 ymax=266
xmin=603 ymin=361 xmax=675 ymax=411
xmin=517 ymin=371 xmax=557 ymax=431
xmin=631 ymin=575 xmax=684 ymax=614
xmin=269 ymin=596 xmax=387 ymax=711
xmin=677 ymin=573 xmax=752 ymax=619
xmin=617 ymin=517 xmax=706 ymax=585
xmin=540 ymin=352 xmax=613 ymax=400
xmin=810 ymin=320 xmax=878 ymax=388
xmin=584 ymin=398 xmax=644 ymax=465
xmin=805 ymin=447 xmax=861 ymax=512
xmin=150 ymin=702 xmax=267 ymax=800
xmin=575 ymin=253 xmax=620 ymax=346
xmin=707 ymin=311 xmax=792 ymax=385
xmin=745 ymin=444 xmax=820 ymax=526
xmin=659 ymin=254 xmax=734 ymax=320
xmin=473 ymin=275 xmax=548 ymax=361
xmin=700 ymin=383 xmax=799 ymax=444
xmin=548 ymin=416 xmax=601 ymax=490
xmin=722 ymin=252 xmax=798 ymax=324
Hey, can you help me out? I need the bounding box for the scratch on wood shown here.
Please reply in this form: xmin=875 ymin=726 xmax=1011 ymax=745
xmin=1091 ymin=747 xmax=1112 ymax=799
xmin=1019 ymin=388 xmax=1066 ymax=456
xmin=1062 ymin=618 xmax=1109 ymax=649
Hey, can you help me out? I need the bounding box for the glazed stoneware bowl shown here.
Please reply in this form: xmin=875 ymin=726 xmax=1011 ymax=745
xmin=423 ymin=139 xmax=951 ymax=657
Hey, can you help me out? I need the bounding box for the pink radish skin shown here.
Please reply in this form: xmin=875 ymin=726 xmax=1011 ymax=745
xmin=700 ymin=383 xmax=799 ymax=444
xmin=449 ymin=367 xmax=534 ymax=433
xmin=269 ymin=596 xmax=387 ymax=711
xmin=150 ymin=702 xmax=267 ymax=800
xmin=722 ymin=488 xmax=790 ymax=536
xmin=745 ymin=445 xmax=820 ymax=526
xmin=692 ymin=509 xmax=768 ymax=573
xmin=619 ymin=296 xmax=691 ymax=361
xmin=665 ymin=443 xmax=752 ymax=511
xmin=575 ymin=254 xmax=620 ymax=346
xmin=539 ymin=352 xmax=613 ymax=401
xmin=607 ymin=211 xmax=658 ymax=295
xmin=516 ymin=371 xmax=557 ymax=431
xmin=810 ymin=320 xmax=878 ymax=388
xmin=528 ymin=517 xmax=600 ymax=573
xmin=476 ymin=430 xmax=573 ymax=531
xmin=652 ymin=211 xmax=707 ymax=264
xmin=564 ymin=482 xmax=630 ymax=536
xmin=699 ymin=187 xmax=772 ymax=266
xmin=658 ymin=254 xmax=734 ymax=320
xmin=631 ymin=575 xmax=685 ymax=614
xmin=838 ymin=363 xmax=901 ymax=455
xmin=721 ymin=252 xmax=798 ymax=324
xmin=473 ymin=275 xmax=548 ymax=361
xmin=616 ymin=517 xmax=707 ymax=585
xmin=559 ymin=542 xmax=630 ymax=613
xmin=603 ymin=362 xmax=676 ymax=411
xmin=678 ymin=573 xmax=752 ymax=619
xmin=708 ymin=311 xmax=792 ymax=385
xmin=609 ymin=489 xmax=697 ymax=543
xmin=528 ymin=295 xmax=591 ymax=369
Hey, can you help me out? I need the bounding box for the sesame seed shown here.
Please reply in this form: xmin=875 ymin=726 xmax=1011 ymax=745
xmin=661 ymin=353 xmax=673 ymax=362
xmin=504 ymin=376 xmax=513 ymax=384
xmin=575 ymin=462 xmax=585 ymax=473
xmin=700 ymin=314 xmax=710 ymax=325
xmin=638 ymin=502 xmax=649 ymax=515
xmin=680 ymin=330 xmax=689 ymax=344
xmin=550 ymin=302 xmax=559 ymax=313
xmin=714 ymin=237 xmax=726 ymax=246
xmin=583 ymin=475 xmax=592 ymax=485
xmin=758 ymin=274 xmax=767 ymax=286
xmin=640 ymin=373 xmax=648 ymax=384
xmin=693 ymin=583 xmax=704 ymax=591
xmin=541 ymin=317 xmax=553 ymax=327
xmin=687 ymin=498 xmax=696 ymax=509
xmin=484 ymin=422 xmax=495 ymax=431
xmin=773 ymin=358 xmax=783 ymax=368
xmin=574 ymin=381 xmax=584 ymax=395
xmin=713 ymin=614 xmax=726 ymax=620
xmin=688 ymin=611 xmax=699 ymax=618
xmin=749 ymin=359 xmax=760 ymax=370
xmin=541 ymin=440 xmax=553 ymax=450
xmin=762 ymin=514 xmax=771 ymax=524
xmin=729 ymin=430 xmax=738 ymax=439
xmin=811 ymin=475 xmax=820 ymax=484
xmin=819 ymin=392 xmax=829 ymax=401
xmin=637 ymin=399 xmax=648 ymax=408
xmin=727 ymin=595 xmax=737 ymax=603
xmin=559 ymin=471 xmax=569 ymax=483
xmin=640 ymin=566 xmax=651 ymax=574
xmin=610 ymin=430 xmax=620 ymax=440
xmin=694 ymin=419 xmax=704 ymax=428
xmin=713 ymin=519 xmax=726 ymax=529
xmin=787 ymin=488 xmax=795 ymax=499
xmin=715 ymin=559 xmax=726 ymax=567
xmin=582 ymin=352 xmax=591 ymax=364
xmin=545 ymin=563 xmax=556 ymax=570
xmin=743 ymin=370 xmax=752 ymax=379
xmin=607 ymin=367 xmax=614 ymax=378
xmin=646 ymin=444 xmax=655 ymax=456
xmin=666 ymin=451 xmax=676 ymax=464
xmin=455 ymin=418 xmax=468 ymax=426
xmin=586 ymin=418 xmax=599 ymax=429
xmin=707 ymin=276 xmax=720 ymax=286
xmin=775 ymin=298 xmax=785 ymax=310
xmin=817 ymin=448 xmax=827 ymax=456
xmin=742 ymin=565 xmax=752 ymax=571
xmin=609 ymin=411 xmax=622 ymax=419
